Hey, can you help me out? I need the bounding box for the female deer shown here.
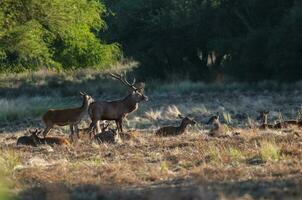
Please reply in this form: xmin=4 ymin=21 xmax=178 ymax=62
xmin=155 ymin=116 xmax=196 ymax=137
xmin=42 ymin=92 xmax=94 ymax=142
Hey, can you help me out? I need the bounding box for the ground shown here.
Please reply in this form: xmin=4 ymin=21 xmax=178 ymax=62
xmin=0 ymin=71 xmax=302 ymax=200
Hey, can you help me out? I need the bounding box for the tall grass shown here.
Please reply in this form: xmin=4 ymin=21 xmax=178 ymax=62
xmin=0 ymin=149 xmax=20 ymax=176
xmin=259 ymin=140 xmax=280 ymax=162
xmin=0 ymin=96 xmax=76 ymax=122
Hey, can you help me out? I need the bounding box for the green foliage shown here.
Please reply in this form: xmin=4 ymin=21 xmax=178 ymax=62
xmin=223 ymin=112 xmax=232 ymax=124
xmin=228 ymin=147 xmax=243 ymax=161
xmin=259 ymin=140 xmax=280 ymax=162
xmin=208 ymin=146 xmax=221 ymax=163
xmin=0 ymin=0 xmax=120 ymax=72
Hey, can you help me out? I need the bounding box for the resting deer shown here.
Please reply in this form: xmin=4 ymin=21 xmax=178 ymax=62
xmin=93 ymin=128 xmax=119 ymax=144
xmin=207 ymin=115 xmax=232 ymax=137
xmin=257 ymin=111 xmax=275 ymax=129
xmin=258 ymin=111 xmax=298 ymax=129
xmin=42 ymin=92 xmax=94 ymax=142
xmin=155 ymin=116 xmax=196 ymax=137
xmin=17 ymin=133 xmax=37 ymax=147
xmin=88 ymin=73 xmax=148 ymax=135
xmin=30 ymin=129 xmax=70 ymax=146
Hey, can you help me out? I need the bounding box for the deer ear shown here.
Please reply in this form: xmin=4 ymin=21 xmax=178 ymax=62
xmin=79 ymin=92 xmax=84 ymax=96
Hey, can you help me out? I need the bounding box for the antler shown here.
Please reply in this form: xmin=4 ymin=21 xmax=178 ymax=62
xmin=109 ymin=72 xmax=137 ymax=91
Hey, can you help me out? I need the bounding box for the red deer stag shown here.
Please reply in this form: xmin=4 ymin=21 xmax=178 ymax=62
xmin=42 ymin=92 xmax=94 ymax=142
xmin=88 ymin=73 xmax=148 ymax=136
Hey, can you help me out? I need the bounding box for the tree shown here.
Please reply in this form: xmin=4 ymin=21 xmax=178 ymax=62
xmin=103 ymin=0 xmax=301 ymax=82
xmin=0 ymin=0 xmax=120 ymax=72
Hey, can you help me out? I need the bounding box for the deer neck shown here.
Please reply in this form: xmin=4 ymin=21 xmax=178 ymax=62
xmin=123 ymin=94 xmax=138 ymax=113
xmin=213 ymin=121 xmax=221 ymax=130
xmin=262 ymin=115 xmax=268 ymax=125
xmin=177 ymin=120 xmax=188 ymax=134
xmin=80 ymin=97 xmax=89 ymax=111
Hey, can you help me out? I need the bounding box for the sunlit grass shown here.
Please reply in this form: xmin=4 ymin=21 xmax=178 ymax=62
xmin=259 ymin=140 xmax=281 ymax=162
xmin=0 ymin=96 xmax=77 ymax=122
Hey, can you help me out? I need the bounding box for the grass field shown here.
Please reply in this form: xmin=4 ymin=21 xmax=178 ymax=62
xmin=1 ymin=70 xmax=302 ymax=199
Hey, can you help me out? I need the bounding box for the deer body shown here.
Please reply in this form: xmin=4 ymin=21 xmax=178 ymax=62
xmin=258 ymin=111 xmax=275 ymax=130
xmin=37 ymin=137 xmax=70 ymax=146
xmin=274 ymin=120 xmax=301 ymax=129
xmin=17 ymin=136 xmax=37 ymax=147
xmin=156 ymin=117 xmax=196 ymax=137
xmin=207 ymin=116 xmax=229 ymax=137
xmin=93 ymin=129 xmax=118 ymax=144
xmin=257 ymin=111 xmax=298 ymax=129
xmin=42 ymin=93 xmax=93 ymax=141
xmin=30 ymin=130 xmax=70 ymax=146
xmin=88 ymin=73 xmax=147 ymax=134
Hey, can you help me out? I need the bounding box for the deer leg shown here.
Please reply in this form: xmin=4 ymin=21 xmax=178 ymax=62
xmin=74 ymin=124 xmax=80 ymax=139
xmin=115 ymin=120 xmax=120 ymax=133
xmin=88 ymin=121 xmax=97 ymax=139
xmin=70 ymin=124 xmax=75 ymax=143
xmin=96 ymin=120 xmax=101 ymax=134
xmin=118 ymin=118 xmax=123 ymax=133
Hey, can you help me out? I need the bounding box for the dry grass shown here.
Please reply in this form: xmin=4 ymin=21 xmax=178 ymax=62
xmin=1 ymin=71 xmax=302 ymax=199
xmin=0 ymin=127 xmax=301 ymax=199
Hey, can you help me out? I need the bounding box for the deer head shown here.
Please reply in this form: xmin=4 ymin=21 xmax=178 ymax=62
xmin=182 ymin=116 xmax=196 ymax=126
xmin=207 ymin=115 xmax=220 ymax=124
xmin=109 ymin=73 xmax=148 ymax=102
xmin=80 ymin=92 xmax=94 ymax=105
xmin=28 ymin=129 xmax=42 ymax=143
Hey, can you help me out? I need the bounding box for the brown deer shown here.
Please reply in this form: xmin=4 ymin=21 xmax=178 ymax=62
xmin=257 ymin=111 xmax=298 ymax=129
xmin=30 ymin=129 xmax=70 ymax=146
xmin=207 ymin=115 xmax=230 ymax=137
xmin=155 ymin=116 xmax=196 ymax=137
xmin=41 ymin=92 xmax=94 ymax=142
xmin=17 ymin=133 xmax=37 ymax=147
xmin=88 ymin=73 xmax=148 ymax=135
xmin=257 ymin=111 xmax=275 ymax=129
xmin=93 ymin=128 xmax=118 ymax=144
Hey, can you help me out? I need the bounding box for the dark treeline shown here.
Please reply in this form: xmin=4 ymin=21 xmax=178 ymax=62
xmin=0 ymin=0 xmax=301 ymax=82
xmin=103 ymin=0 xmax=302 ymax=82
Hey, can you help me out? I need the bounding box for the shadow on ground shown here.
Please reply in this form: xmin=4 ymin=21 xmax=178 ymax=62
xmin=15 ymin=176 xmax=302 ymax=200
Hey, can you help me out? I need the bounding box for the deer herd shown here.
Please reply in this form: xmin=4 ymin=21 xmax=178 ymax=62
xmin=16 ymin=73 xmax=302 ymax=147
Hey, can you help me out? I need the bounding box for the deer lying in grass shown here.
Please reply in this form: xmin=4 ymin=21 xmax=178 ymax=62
xmin=88 ymin=73 xmax=148 ymax=136
xmin=257 ymin=111 xmax=275 ymax=129
xmin=17 ymin=133 xmax=37 ymax=147
xmin=93 ymin=122 xmax=138 ymax=143
xmin=155 ymin=116 xmax=196 ymax=137
xmin=42 ymin=92 xmax=94 ymax=142
xmin=93 ymin=129 xmax=118 ymax=144
xmin=30 ymin=129 xmax=70 ymax=146
xmin=207 ymin=115 xmax=236 ymax=137
xmin=92 ymin=122 xmax=120 ymax=144
xmin=257 ymin=111 xmax=298 ymax=129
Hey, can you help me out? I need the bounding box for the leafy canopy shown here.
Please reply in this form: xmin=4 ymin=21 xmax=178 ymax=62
xmin=0 ymin=0 xmax=120 ymax=72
